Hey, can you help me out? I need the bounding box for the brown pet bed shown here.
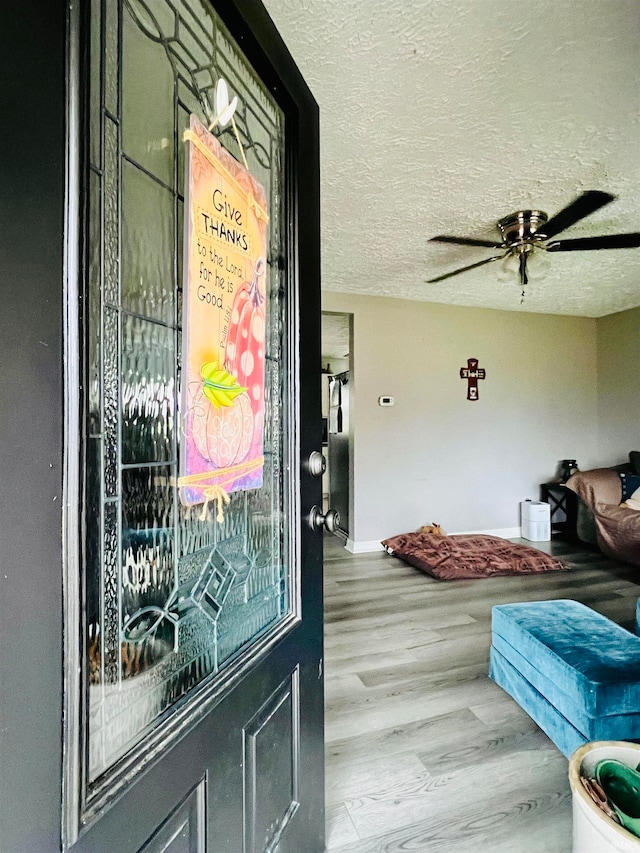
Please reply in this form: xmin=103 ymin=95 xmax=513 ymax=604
xmin=381 ymin=532 xmax=565 ymax=580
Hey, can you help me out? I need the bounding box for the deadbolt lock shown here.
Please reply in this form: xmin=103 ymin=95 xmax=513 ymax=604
xmin=307 ymin=451 xmax=327 ymax=478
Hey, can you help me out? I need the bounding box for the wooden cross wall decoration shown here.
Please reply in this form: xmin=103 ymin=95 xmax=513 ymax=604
xmin=460 ymin=357 xmax=486 ymax=401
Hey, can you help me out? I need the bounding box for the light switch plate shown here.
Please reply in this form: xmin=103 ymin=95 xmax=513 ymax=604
xmin=378 ymin=396 xmax=394 ymax=406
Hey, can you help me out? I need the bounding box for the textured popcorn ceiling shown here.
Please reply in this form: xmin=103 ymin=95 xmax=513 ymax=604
xmin=263 ymin=0 xmax=640 ymax=317
xmin=321 ymin=312 xmax=351 ymax=360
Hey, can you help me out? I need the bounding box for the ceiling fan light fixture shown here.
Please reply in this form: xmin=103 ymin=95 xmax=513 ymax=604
xmin=524 ymin=246 xmax=551 ymax=281
xmin=497 ymin=252 xmax=519 ymax=282
xmin=497 ymin=243 xmax=549 ymax=284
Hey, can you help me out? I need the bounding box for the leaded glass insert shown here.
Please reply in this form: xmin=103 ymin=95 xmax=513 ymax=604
xmin=85 ymin=0 xmax=290 ymax=785
xmin=121 ymin=160 xmax=174 ymax=324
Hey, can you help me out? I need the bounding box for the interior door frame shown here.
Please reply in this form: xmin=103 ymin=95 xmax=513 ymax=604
xmin=0 ymin=1 xmax=322 ymax=850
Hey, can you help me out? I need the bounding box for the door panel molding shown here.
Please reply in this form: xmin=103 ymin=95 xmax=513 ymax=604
xmin=243 ymin=667 xmax=300 ymax=853
xmin=138 ymin=778 xmax=206 ymax=853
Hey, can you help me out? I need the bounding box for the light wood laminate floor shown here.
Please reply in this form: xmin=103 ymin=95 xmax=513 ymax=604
xmin=322 ymin=534 xmax=640 ymax=852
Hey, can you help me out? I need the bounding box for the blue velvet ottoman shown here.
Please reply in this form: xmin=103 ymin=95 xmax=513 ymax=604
xmin=489 ymin=599 xmax=640 ymax=758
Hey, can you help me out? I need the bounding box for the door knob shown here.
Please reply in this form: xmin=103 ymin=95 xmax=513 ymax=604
xmin=307 ymin=451 xmax=326 ymax=478
xmin=308 ymin=506 xmax=341 ymax=533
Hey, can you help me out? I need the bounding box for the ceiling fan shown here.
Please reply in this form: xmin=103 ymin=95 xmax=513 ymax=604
xmin=427 ymin=191 xmax=640 ymax=291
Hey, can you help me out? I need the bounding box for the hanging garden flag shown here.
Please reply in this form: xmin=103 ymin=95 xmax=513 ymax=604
xmin=179 ymin=113 xmax=268 ymax=513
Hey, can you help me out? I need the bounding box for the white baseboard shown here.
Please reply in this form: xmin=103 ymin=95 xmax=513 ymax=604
xmin=345 ymin=538 xmax=384 ymax=553
xmin=345 ymin=527 xmax=521 ymax=554
xmin=452 ymin=527 xmax=522 ymax=539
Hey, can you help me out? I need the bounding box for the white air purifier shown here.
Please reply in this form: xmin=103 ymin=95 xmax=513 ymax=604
xmin=521 ymin=500 xmax=551 ymax=541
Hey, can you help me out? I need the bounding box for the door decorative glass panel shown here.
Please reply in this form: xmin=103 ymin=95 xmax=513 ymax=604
xmin=83 ymin=0 xmax=292 ymax=798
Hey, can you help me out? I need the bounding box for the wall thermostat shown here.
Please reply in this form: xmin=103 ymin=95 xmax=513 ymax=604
xmin=378 ymin=396 xmax=394 ymax=406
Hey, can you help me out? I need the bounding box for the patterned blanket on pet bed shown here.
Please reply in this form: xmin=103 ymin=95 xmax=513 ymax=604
xmin=381 ymin=532 xmax=565 ymax=579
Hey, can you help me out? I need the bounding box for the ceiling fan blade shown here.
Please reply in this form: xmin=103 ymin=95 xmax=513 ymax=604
xmin=540 ymin=190 xmax=616 ymax=240
xmin=427 ymin=254 xmax=504 ymax=283
xmin=429 ymin=235 xmax=504 ymax=249
xmin=546 ymin=233 xmax=640 ymax=252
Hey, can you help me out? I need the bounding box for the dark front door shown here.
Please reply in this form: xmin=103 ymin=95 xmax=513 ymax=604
xmin=0 ymin=1 xmax=323 ymax=851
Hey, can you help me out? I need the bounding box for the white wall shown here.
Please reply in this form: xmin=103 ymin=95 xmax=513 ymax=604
xmin=597 ymin=306 xmax=640 ymax=464
xmin=322 ymin=292 xmax=601 ymax=546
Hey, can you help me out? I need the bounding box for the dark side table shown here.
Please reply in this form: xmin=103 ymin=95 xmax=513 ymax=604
xmin=540 ymin=482 xmax=578 ymax=538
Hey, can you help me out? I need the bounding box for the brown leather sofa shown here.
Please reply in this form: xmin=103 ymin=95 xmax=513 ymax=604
xmin=566 ymin=457 xmax=640 ymax=568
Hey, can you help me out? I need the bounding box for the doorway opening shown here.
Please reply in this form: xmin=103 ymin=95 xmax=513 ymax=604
xmin=321 ymin=312 xmax=353 ymax=541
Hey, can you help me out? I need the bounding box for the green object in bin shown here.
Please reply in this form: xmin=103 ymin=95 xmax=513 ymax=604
xmin=595 ymin=759 xmax=640 ymax=838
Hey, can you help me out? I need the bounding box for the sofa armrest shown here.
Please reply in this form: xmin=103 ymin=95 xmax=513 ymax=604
xmin=565 ymin=468 xmax=622 ymax=512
